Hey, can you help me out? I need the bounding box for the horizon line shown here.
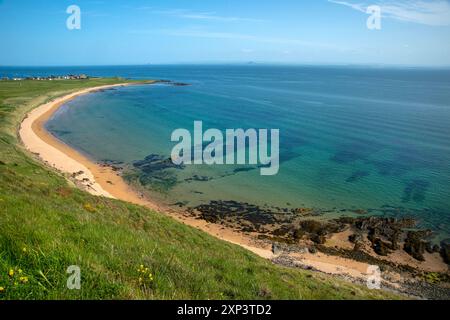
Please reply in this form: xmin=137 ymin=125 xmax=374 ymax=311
xmin=2 ymin=62 xmax=450 ymax=69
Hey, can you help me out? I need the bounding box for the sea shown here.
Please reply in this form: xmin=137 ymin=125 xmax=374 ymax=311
xmin=2 ymin=65 xmax=450 ymax=240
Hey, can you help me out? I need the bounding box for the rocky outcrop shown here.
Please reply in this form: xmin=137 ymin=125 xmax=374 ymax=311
xmin=440 ymin=239 xmax=450 ymax=264
xmin=192 ymin=200 xmax=444 ymax=263
xmin=403 ymin=230 xmax=432 ymax=261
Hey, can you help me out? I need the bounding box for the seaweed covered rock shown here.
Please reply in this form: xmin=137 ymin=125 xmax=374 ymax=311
xmin=354 ymin=217 xmax=415 ymax=235
xmin=403 ymin=230 xmax=431 ymax=261
xmin=336 ymin=216 xmax=422 ymax=255
xmin=292 ymin=229 xmax=305 ymax=240
xmin=348 ymin=233 xmax=363 ymax=244
xmin=127 ymin=154 xmax=185 ymax=191
xmin=425 ymin=243 xmax=441 ymax=254
xmin=310 ymin=234 xmax=326 ymax=244
xmin=440 ymin=239 xmax=450 ymax=265
xmin=299 ymin=220 xmax=344 ymax=235
xmin=297 ymin=220 xmax=345 ymax=244
xmin=272 ymin=243 xmax=283 ymax=255
xmin=372 ymin=238 xmax=392 ymax=256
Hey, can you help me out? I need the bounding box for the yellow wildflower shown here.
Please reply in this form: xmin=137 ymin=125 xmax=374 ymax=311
xmin=0 ymin=287 xmax=5 ymax=293
xmin=19 ymin=276 xmax=29 ymax=284
xmin=22 ymin=247 xmax=27 ymax=253
xmin=8 ymin=269 xmax=14 ymax=277
xmin=83 ymin=203 xmax=96 ymax=213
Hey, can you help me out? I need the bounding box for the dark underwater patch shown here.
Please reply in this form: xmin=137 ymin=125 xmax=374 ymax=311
xmin=233 ymin=167 xmax=256 ymax=173
xmin=345 ymin=170 xmax=370 ymax=183
xmin=370 ymin=159 xmax=411 ymax=176
xmin=124 ymin=154 xmax=184 ymax=192
xmin=330 ymin=140 xmax=381 ymax=164
xmin=49 ymin=129 xmax=72 ymax=136
xmin=369 ymin=147 xmax=432 ymax=177
xmin=402 ymin=179 xmax=430 ymax=203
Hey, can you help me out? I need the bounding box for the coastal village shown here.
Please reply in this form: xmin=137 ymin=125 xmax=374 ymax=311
xmin=1 ymin=74 xmax=89 ymax=81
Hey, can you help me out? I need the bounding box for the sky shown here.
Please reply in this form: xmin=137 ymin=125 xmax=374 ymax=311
xmin=0 ymin=0 xmax=449 ymax=66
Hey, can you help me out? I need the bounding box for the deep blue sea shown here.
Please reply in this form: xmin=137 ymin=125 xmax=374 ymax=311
xmin=2 ymin=65 xmax=450 ymax=239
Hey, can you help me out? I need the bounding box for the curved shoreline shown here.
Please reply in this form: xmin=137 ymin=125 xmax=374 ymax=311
xmin=18 ymin=84 xmax=449 ymax=299
xmin=19 ymin=84 xmax=277 ymax=258
xmin=20 ymin=84 xmax=155 ymax=205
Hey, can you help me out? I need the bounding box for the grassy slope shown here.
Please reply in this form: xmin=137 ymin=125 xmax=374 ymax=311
xmin=0 ymin=79 xmax=400 ymax=299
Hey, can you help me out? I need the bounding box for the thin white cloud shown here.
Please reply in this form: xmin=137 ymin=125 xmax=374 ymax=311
xmin=329 ymin=0 xmax=366 ymax=12
xmin=148 ymin=9 xmax=266 ymax=22
xmin=130 ymin=27 xmax=349 ymax=52
xmin=328 ymin=0 xmax=450 ymax=26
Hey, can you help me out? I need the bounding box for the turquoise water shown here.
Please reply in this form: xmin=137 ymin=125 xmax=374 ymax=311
xmin=7 ymin=65 xmax=449 ymax=238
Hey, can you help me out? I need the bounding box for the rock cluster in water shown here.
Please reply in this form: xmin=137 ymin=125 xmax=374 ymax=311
xmin=191 ymin=200 xmax=449 ymax=265
xmin=123 ymin=154 xmax=184 ymax=192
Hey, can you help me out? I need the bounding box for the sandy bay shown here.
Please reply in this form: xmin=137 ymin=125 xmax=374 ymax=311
xmin=18 ymin=81 xmax=449 ymax=299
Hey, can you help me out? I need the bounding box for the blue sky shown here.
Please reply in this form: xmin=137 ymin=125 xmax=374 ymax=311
xmin=0 ymin=0 xmax=449 ymax=66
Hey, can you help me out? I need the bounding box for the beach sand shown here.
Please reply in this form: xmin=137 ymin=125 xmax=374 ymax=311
xmin=19 ymin=84 xmax=278 ymax=256
xmin=19 ymin=85 xmax=448 ymax=295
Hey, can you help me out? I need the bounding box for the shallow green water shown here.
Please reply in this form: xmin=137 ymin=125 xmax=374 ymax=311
xmin=39 ymin=65 xmax=450 ymax=238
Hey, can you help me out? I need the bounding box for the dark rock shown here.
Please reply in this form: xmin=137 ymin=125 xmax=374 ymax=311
xmin=403 ymin=230 xmax=431 ymax=261
xmin=352 ymin=209 xmax=368 ymax=215
xmin=292 ymin=208 xmax=313 ymax=214
xmin=185 ymin=175 xmax=211 ymax=182
xmin=310 ymin=234 xmax=326 ymax=244
xmin=440 ymin=239 xmax=450 ymax=264
xmin=272 ymin=243 xmax=283 ymax=255
xmin=128 ymin=154 xmax=184 ymax=191
xmin=195 ymin=200 xmax=276 ymax=227
xmin=308 ymin=246 xmax=317 ymax=254
xmin=299 ymin=220 xmax=323 ymax=234
xmin=348 ymin=233 xmax=363 ymax=244
xmin=390 ymin=230 xmax=401 ymax=250
xmin=241 ymin=226 xmax=255 ymax=233
xmin=293 ymin=229 xmax=305 ymax=240
xmin=272 ymin=226 xmax=291 ymax=237
xmin=372 ymin=238 xmax=391 ymax=256
xmin=353 ymin=241 xmax=363 ymax=252
xmin=335 ymin=216 xmax=355 ymax=224
xmin=299 ymin=220 xmax=343 ymax=236
xmin=337 ymin=216 xmax=417 ymax=253
xmin=425 ymin=243 xmax=434 ymax=254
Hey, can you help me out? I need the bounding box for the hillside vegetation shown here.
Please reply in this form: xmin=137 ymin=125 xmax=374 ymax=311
xmin=0 ymin=79 xmax=400 ymax=299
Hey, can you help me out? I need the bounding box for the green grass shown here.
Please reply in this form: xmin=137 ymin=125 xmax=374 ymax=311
xmin=0 ymin=79 xmax=401 ymax=299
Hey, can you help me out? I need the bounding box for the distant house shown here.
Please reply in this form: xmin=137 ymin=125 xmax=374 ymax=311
xmin=5 ymin=74 xmax=90 ymax=81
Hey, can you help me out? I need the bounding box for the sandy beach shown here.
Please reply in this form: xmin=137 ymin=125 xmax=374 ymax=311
xmin=19 ymin=85 xmax=449 ymax=298
xmin=19 ymin=84 xmax=277 ymax=254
